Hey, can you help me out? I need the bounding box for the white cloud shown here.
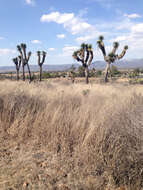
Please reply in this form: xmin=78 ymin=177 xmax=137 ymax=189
xmin=31 ymin=40 xmax=42 ymax=44
xmin=41 ymin=11 xmax=143 ymax=59
xmin=76 ymin=34 xmax=96 ymax=43
xmin=48 ymin=48 xmax=55 ymax=51
xmin=131 ymin=23 xmax=143 ymax=34
xmin=40 ymin=11 xmax=92 ymax=35
xmin=0 ymin=37 xmax=4 ymax=40
xmin=57 ymin=34 xmax=66 ymax=39
xmin=76 ymin=30 xmax=102 ymax=43
xmin=0 ymin=49 xmax=16 ymax=56
xmin=60 ymin=45 xmax=78 ymax=57
xmin=124 ymin=13 xmax=141 ymax=19
xmin=112 ymin=23 xmax=143 ymax=43
xmin=25 ymin=0 xmax=35 ymax=5
xmin=109 ymin=20 xmax=143 ymax=59
xmin=111 ymin=36 xmax=127 ymax=42
xmin=41 ymin=12 xmax=74 ymax=24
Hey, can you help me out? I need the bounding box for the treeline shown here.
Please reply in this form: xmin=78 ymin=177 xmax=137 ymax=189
xmin=1 ymin=66 xmax=143 ymax=81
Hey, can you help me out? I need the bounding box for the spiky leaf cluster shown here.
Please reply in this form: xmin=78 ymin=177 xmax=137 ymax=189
xmin=37 ymin=51 xmax=47 ymax=66
xmin=72 ymin=43 xmax=93 ymax=67
xmin=97 ymin=36 xmax=106 ymax=56
xmin=12 ymin=56 xmax=21 ymax=70
xmin=12 ymin=57 xmax=18 ymax=65
xmin=97 ymin=35 xmax=128 ymax=63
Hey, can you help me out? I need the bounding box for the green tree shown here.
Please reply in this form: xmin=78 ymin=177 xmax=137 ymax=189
xmin=72 ymin=43 xmax=94 ymax=84
xmin=110 ymin=65 xmax=120 ymax=76
xmin=68 ymin=64 xmax=76 ymax=83
xmin=37 ymin=51 xmax=47 ymax=81
xmin=12 ymin=56 xmax=21 ymax=80
xmin=17 ymin=43 xmax=32 ymax=82
xmin=78 ymin=66 xmax=85 ymax=77
xmin=97 ymin=36 xmax=128 ymax=82
xmin=129 ymin=68 xmax=140 ymax=78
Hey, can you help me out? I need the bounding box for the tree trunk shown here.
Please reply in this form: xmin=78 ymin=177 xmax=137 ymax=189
xmin=71 ymin=76 xmax=75 ymax=83
xmin=27 ymin=63 xmax=32 ymax=82
xmin=40 ymin=66 xmax=42 ymax=81
xmin=17 ymin=69 xmax=19 ymax=81
xmin=22 ymin=65 xmax=25 ymax=81
xmin=105 ymin=62 xmax=110 ymax=83
xmin=11 ymin=72 xmax=13 ymax=81
xmin=85 ymin=66 xmax=89 ymax=84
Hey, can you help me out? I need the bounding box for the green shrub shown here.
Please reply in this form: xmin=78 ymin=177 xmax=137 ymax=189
xmin=110 ymin=65 xmax=120 ymax=76
xmin=77 ymin=66 xmax=85 ymax=77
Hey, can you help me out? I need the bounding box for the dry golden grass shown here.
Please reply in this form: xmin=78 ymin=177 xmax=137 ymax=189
xmin=0 ymin=80 xmax=143 ymax=190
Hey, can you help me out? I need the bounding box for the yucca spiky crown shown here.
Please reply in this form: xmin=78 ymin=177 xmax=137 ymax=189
xmin=88 ymin=44 xmax=93 ymax=51
xmin=97 ymin=35 xmax=106 ymax=56
xmin=12 ymin=58 xmax=17 ymax=63
xmin=72 ymin=51 xmax=78 ymax=57
xmin=99 ymin=35 xmax=104 ymax=41
xmin=124 ymin=45 xmax=128 ymax=50
xmin=80 ymin=43 xmax=86 ymax=50
xmin=21 ymin=43 xmax=27 ymax=49
xmin=97 ymin=35 xmax=128 ymax=62
xmin=97 ymin=35 xmax=104 ymax=45
xmin=72 ymin=42 xmax=94 ymax=67
xmin=17 ymin=45 xmax=21 ymax=52
xmin=42 ymin=51 xmax=47 ymax=56
xmin=37 ymin=51 xmax=41 ymax=56
xmin=113 ymin=42 xmax=119 ymax=48
xmin=12 ymin=57 xmax=19 ymax=66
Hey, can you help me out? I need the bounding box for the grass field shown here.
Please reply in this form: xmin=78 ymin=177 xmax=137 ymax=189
xmin=0 ymin=80 xmax=143 ymax=190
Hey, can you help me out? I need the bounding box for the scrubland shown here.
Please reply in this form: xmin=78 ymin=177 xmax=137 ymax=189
xmin=0 ymin=80 xmax=143 ymax=190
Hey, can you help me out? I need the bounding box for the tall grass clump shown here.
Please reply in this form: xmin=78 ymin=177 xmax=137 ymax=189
xmin=0 ymin=81 xmax=143 ymax=189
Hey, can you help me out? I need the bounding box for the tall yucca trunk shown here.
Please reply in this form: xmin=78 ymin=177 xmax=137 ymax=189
xmin=71 ymin=76 xmax=75 ymax=83
xmin=99 ymin=42 xmax=106 ymax=57
xmin=17 ymin=69 xmax=19 ymax=81
xmin=88 ymin=51 xmax=93 ymax=66
xmin=15 ymin=64 xmax=20 ymax=81
xmin=85 ymin=66 xmax=89 ymax=84
xmin=27 ymin=63 xmax=32 ymax=82
xmin=42 ymin=55 xmax=46 ymax=64
xmin=80 ymin=50 xmax=85 ymax=66
xmin=22 ymin=65 xmax=25 ymax=81
xmin=105 ymin=62 xmax=110 ymax=82
xmin=23 ymin=48 xmax=27 ymax=60
xmin=40 ymin=66 xmax=42 ymax=82
xmin=85 ymin=50 xmax=89 ymax=64
xmin=38 ymin=56 xmax=41 ymax=66
xmin=11 ymin=72 xmax=13 ymax=80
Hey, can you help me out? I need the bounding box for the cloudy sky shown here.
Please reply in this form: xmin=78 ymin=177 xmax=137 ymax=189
xmin=0 ymin=0 xmax=143 ymax=66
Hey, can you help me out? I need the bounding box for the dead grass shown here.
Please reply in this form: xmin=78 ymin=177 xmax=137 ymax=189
xmin=0 ymin=80 xmax=143 ymax=190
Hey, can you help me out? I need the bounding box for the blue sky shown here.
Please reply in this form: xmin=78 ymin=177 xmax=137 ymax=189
xmin=0 ymin=0 xmax=143 ymax=66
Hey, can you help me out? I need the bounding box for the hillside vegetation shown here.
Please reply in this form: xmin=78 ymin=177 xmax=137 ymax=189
xmin=0 ymin=80 xmax=143 ymax=190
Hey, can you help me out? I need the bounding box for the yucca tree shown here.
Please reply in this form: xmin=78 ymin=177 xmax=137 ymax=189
xmin=72 ymin=43 xmax=94 ymax=84
xmin=97 ymin=36 xmax=128 ymax=82
xmin=68 ymin=64 xmax=76 ymax=83
xmin=12 ymin=56 xmax=21 ymax=80
xmin=17 ymin=43 xmax=32 ymax=82
xmin=37 ymin=51 xmax=47 ymax=81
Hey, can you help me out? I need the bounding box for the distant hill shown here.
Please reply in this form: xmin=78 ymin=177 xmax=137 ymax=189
xmin=91 ymin=59 xmax=143 ymax=69
xmin=0 ymin=59 xmax=143 ymax=73
xmin=0 ymin=64 xmax=78 ymax=73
